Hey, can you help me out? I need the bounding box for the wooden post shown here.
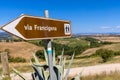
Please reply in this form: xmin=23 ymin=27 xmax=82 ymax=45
xmin=1 ymin=52 xmax=9 ymax=77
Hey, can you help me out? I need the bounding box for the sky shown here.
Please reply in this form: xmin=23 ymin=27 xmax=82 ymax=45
xmin=0 ymin=0 xmax=120 ymax=34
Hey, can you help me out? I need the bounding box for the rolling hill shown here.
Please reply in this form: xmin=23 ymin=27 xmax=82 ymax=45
xmin=80 ymin=43 xmax=120 ymax=57
xmin=0 ymin=32 xmax=12 ymax=39
xmin=0 ymin=42 xmax=43 ymax=61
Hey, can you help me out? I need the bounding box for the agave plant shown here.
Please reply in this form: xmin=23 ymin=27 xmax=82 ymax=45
xmin=13 ymin=48 xmax=82 ymax=80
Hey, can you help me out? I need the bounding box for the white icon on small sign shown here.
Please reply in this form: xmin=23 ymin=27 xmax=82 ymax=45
xmin=64 ymin=24 xmax=71 ymax=35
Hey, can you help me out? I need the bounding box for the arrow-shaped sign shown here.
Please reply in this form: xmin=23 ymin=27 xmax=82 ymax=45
xmin=1 ymin=14 xmax=72 ymax=40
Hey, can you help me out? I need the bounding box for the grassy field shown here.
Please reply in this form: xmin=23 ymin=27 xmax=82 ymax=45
xmin=66 ymin=55 xmax=120 ymax=68
xmin=0 ymin=55 xmax=119 ymax=75
xmin=0 ymin=63 xmax=33 ymax=75
xmin=1 ymin=37 xmax=120 ymax=80
xmin=1 ymin=39 xmax=120 ymax=70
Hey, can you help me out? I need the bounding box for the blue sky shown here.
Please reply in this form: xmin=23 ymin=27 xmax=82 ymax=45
xmin=0 ymin=0 xmax=120 ymax=33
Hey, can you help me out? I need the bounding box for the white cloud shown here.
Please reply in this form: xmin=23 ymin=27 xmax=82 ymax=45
xmin=116 ymin=26 xmax=120 ymax=29
xmin=100 ymin=26 xmax=111 ymax=29
xmin=99 ymin=25 xmax=120 ymax=32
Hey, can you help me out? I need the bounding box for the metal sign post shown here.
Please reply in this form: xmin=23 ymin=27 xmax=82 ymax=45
xmin=44 ymin=10 xmax=57 ymax=80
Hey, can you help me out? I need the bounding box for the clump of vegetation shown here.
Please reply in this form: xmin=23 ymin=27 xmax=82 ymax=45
xmin=95 ymin=49 xmax=114 ymax=62
xmin=84 ymin=37 xmax=112 ymax=48
xmin=8 ymin=57 xmax=26 ymax=63
xmin=114 ymin=51 xmax=120 ymax=56
xmin=28 ymin=38 xmax=90 ymax=56
xmin=42 ymin=41 xmax=88 ymax=56
xmin=35 ymin=50 xmax=44 ymax=60
xmin=28 ymin=40 xmax=41 ymax=46
xmin=29 ymin=37 xmax=112 ymax=57
xmin=85 ymin=37 xmax=101 ymax=47
xmin=31 ymin=58 xmax=35 ymax=62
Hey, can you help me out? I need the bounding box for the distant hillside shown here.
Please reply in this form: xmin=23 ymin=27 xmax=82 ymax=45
xmin=93 ymin=36 xmax=120 ymax=42
xmin=79 ymin=43 xmax=120 ymax=57
xmin=73 ymin=33 xmax=120 ymax=37
xmin=0 ymin=42 xmax=43 ymax=61
xmin=0 ymin=32 xmax=12 ymax=39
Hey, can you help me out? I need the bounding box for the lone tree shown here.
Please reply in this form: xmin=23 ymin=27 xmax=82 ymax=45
xmin=96 ymin=49 xmax=114 ymax=62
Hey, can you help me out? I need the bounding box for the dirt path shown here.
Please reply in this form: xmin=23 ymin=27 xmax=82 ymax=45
xmin=9 ymin=63 xmax=120 ymax=80
xmin=64 ymin=63 xmax=120 ymax=77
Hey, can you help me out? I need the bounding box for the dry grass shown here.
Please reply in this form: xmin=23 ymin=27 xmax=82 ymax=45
xmin=79 ymin=43 xmax=120 ymax=57
xmin=68 ymin=71 xmax=120 ymax=80
xmin=0 ymin=42 xmax=43 ymax=60
xmin=65 ymin=56 xmax=120 ymax=68
xmin=0 ymin=63 xmax=33 ymax=75
xmin=93 ymin=36 xmax=120 ymax=42
xmin=65 ymin=57 xmax=102 ymax=68
xmin=103 ymin=43 xmax=120 ymax=51
xmin=81 ymin=71 xmax=120 ymax=80
xmin=0 ymin=61 xmax=46 ymax=75
xmin=80 ymin=47 xmax=100 ymax=56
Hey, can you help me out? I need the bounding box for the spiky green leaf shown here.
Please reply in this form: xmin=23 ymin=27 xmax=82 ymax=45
xmin=59 ymin=48 xmax=64 ymax=66
xmin=53 ymin=48 xmax=56 ymax=66
xmin=65 ymin=52 xmax=75 ymax=80
xmin=44 ymin=48 xmax=48 ymax=65
xmin=32 ymin=53 xmax=40 ymax=64
xmin=12 ymin=68 xmax=27 ymax=80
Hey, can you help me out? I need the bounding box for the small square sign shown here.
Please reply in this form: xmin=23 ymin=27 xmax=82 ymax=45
xmin=64 ymin=24 xmax=71 ymax=35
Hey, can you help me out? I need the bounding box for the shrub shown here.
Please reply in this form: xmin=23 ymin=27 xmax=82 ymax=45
xmin=31 ymin=58 xmax=35 ymax=62
xmin=114 ymin=51 xmax=120 ymax=56
xmin=4 ymin=49 xmax=10 ymax=54
xmin=84 ymin=37 xmax=112 ymax=48
xmin=2 ymin=49 xmax=26 ymax=63
xmin=30 ymin=39 xmax=89 ymax=56
xmin=84 ymin=37 xmax=102 ymax=48
xmin=8 ymin=57 xmax=26 ymax=63
xmin=96 ymin=49 xmax=114 ymax=62
xmin=35 ymin=50 xmax=44 ymax=60
xmin=14 ymin=57 xmax=26 ymax=62
xmin=101 ymin=41 xmax=112 ymax=45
